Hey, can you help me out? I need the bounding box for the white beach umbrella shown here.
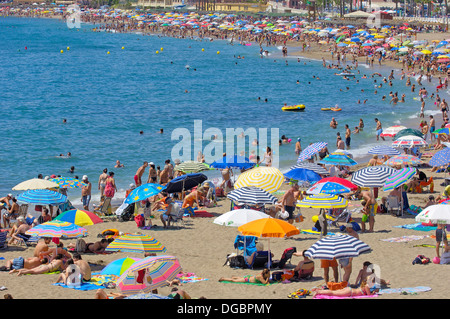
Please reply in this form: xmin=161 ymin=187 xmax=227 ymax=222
xmin=213 ymin=209 xmax=270 ymax=227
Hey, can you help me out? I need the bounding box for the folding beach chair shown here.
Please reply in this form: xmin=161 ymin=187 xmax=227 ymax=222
xmin=386 ymin=195 xmax=403 ymax=216
xmin=169 ymin=204 xmax=186 ymax=228
xmin=0 ymin=231 xmax=7 ymax=250
xmin=18 ymin=204 xmax=28 ymax=218
xmin=246 ymin=251 xmax=274 ymax=269
xmin=93 ymin=197 xmax=112 ymax=216
xmin=234 ymin=235 xmax=258 ymax=257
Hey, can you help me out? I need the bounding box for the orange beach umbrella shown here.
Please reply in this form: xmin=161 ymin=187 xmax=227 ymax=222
xmin=238 ymin=217 xmax=300 ymax=238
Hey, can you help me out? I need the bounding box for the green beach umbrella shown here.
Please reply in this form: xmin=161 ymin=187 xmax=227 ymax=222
xmin=175 ymin=161 xmax=211 ymax=173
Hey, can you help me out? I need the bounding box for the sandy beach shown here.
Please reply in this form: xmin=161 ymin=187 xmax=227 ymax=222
xmin=0 ymin=156 xmax=449 ymax=301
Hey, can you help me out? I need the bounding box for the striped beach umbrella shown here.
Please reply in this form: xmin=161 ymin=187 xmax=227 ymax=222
xmin=351 ymin=166 xmax=397 ymax=187
xmin=116 ymin=256 xmax=182 ymax=295
xmin=368 ymin=145 xmax=401 ymax=156
xmin=105 ymin=234 xmax=166 ymax=254
xmin=227 ymin=186 xmax=278 ymax=205
xmin=380 ymin=125 xmax=407 ymax=138
xmin=392 ymin=135 xmax=427 ymax=148
xmin=319 ymin=153 xmax=358 ymax=166
xmin=175 ymin=161 xmax=210 ymax=173
xmin=12 ymin=178 xmax=59 ymax=191
xmin=289 ymin=162 xmax=329 ymax=175
xmin=393 ymin=129 xmax=424 ymax=140
xmin=100 ymin=257 xmax=142 ymax=277
xmin=213 ymin=209 xmax=270 ymax=227
xmin=234 ymin=167 xmax=284 ymax=193
xmin=385 ymin=155 xmax=423 ymax=167
xmin=297 ymin=142 xmax=328 ymax=162
xmin=125 ymin=183 xmax=166 ymax=204
xmin=304 ymin=234 xmax=371 ymax=260
xmin=307 ymin=177 xmax=358 ymax=195
xmin=17 ymin=189 xmax=67 ymax=205
xmin=429 ymin=148 xmax=450 ymax=167
xmin=53 ymin=209 xmax=103 ymax=226
xmin=49 ymin=177 xmax=87 ymax=189
xmin=383 ymin=167 xmax=416 ymax=191
xmin=296 ymin=194 xmax=348 ymax=209
xmin=25 ymin=220 xmax=88 ymax=239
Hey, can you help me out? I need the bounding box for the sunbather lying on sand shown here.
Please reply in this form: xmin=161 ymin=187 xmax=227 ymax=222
xmin=312 ymin=280 xmax=378 ymax=298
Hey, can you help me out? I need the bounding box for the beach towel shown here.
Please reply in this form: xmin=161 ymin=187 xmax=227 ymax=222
xmin=393 ymin=223 xmax=437 ymax=232
xmin=380 ymin=235 xmax=429 ymax=243
xmin=176 ymin=272 xmax=208 ymax=283
xmin=90 ymin=273 xmax=119 ymax=286
xmin=192 ymin=210 xmax=214 ymax=218
xmin=219 ymin=280 xmax=278 ymax=286
xmin=313 ymin=294 xmax=378 ymax=299
xmin=53 ymin=282 xmax=101 ymax=291
xmin=288 ymin=289 xmax=311 ymax=299
xmin=378 ymin=286 xmax=431 ymax=295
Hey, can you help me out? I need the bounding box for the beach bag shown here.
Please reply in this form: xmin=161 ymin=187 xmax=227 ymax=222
xmin=224 ymin=254 xmax=246 ymax=269
xmin=135 ymin=214 xmax=145 ymax=228
xmin=327 ymin=281 xmax=348 ymax=291
xmin=215 ymin=187 xmax=224 ymax=197
xmin=271 ymin=271 xmax=284 ymax=282
xmin=75 ymin=238 xmax=87 ymax=253
xmin=378 ymin=203 xmax=387 ymax=214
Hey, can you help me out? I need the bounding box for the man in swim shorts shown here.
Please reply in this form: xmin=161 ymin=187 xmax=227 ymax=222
xmin=281 ymin=181 xmax=300 ymax=224
xmin=435 ymin=224 xmax=448 ymax=258
xmin=321 ymin=258 xmax=339 ymax=283
xmin=345 ymin=124 xmax=351 ymax=149
xmin=375 ymin=118 xmax=385 ymax=141
xmin=134 ymin=161 xmax=148 ymax=187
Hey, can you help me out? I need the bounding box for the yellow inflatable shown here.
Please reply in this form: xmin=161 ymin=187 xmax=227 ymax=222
xmin=282 ymin=104 xmax=306 ymax=112
xmin=331 ymin=107 xmax=342 ymax=111
xmin=321 ymin=107 xmax=331 ymax=111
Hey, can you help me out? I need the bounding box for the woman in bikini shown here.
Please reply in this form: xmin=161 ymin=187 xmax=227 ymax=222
xmin=311 ymin=280 xmax=377 ymax=298
xmin=219 ymin=268 xmax=270 ymax=285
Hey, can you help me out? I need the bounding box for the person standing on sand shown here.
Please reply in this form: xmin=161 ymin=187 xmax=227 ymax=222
xmin=375 ymin=118 xmax=385 ymax=141
xmin=345 ymin=125 xmax=351 ymax=149
xmin=98 ymin=168 xmax=108 ymax=198
xmin=134 ymin=161 xmax=148 ymax=187
xmin=81 ymin=175 xmax=91 ymax=211
xmin=430 ymin=115 xmax=436 ymax=142
xmin=280 ymin=181 xmax=299 ymax=224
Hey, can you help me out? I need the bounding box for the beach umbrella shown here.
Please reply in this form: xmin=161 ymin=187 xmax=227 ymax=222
xmin=368 ymin=145 xmax=401 ymax=156
xmin=429 ymin=148 xmax=450 ymax=167
xmin=415 ymin=204 xmax=450 ymax=224
xmin=100 ymin=257 xmax=142 ymax=277
xmin=432 ymin=127 xmax=450 ymax=135
xmin=53 ymin=209 xmax=103 ymax=226
xmin=304 ymin=234 xmax=371 ymax=260
xmin=379 ymin=125 xmax=407 ymax=138
xmin=116 ymin=256 xmax=182 ymax=295
xmin=307 ymin=177 xmax=358 ymax=195
xmin=227 ymin=186 xmax=278 ymax=205
xmin=105 ymin=234 xmax=166 ymax=254
xmin=175 ymin=161 xmax=210 ymax=173
xmin=383 ymin=167 xmax=416 ymax=191
xmin=49 ymin=176 xmax=87 ymax=189
xmin=296 ymin=193 xmax=348 ymax=209
xmin=289 ymin=163 xmax=328 ymax=175
xmin=238 ymin=217 xmax=299 ymax=238
xmin=165 ymin=173 xmax=207 ymax=193
xmin=393 ymin=128 xmax=424 ymax=140
xmin=297 ymin=142 xmax=328 ymax=162
xmin=283 ymin=168 xmax=322 ymax=183
xmin=26 ymin=220 xmax=88 ymax=239
xmin=392 ymin=135 xmax=427 ymax=148
xmin=385 ymin=155 xmax=423 ymax=167
xmin=213 ymin=209 xmax=270 ymax=227
xmin=351 ymin=166 xmax=397 ymax=188
xmin=319 ymin=153 xmax=358 ymax=166
xmin=17 ymin=189 xmax=67 ymax=205
xmin=333 ymin=149 xmax=353 ymax=158
xmin=124 ymin=183 xmax=166 ymax=204
xmin=210 ymin=155 xmax=255 ymax=170
xmin=234 ymin=167 xmax=284 ymax=193
xmin=12 ymin=178 xmax=59 ymax=191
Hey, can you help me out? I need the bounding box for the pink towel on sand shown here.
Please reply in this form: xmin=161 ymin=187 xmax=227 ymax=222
xmin=313 ymin=294 xmax=378 ymax=299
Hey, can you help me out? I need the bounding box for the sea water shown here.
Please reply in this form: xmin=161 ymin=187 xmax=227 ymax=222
xmin=0 ymin=17 xmax=444 ymax=203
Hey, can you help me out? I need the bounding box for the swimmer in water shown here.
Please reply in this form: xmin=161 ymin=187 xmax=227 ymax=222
xmin=330 ymin=118 xmax=338 ymax=129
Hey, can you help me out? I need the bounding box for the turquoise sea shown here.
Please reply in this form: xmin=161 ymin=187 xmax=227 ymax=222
xmin=0 ymin=16 xmax=444 ymax=203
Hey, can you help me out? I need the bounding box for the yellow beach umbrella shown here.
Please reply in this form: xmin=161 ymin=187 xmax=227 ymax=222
xmin=421 ymin=50 xmax=432 ymax=55
xmin=234 ymin=167 xmax=284 ymax=193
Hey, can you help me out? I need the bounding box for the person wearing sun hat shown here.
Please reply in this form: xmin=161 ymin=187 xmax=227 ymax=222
xmin=81 ymin=175 xmax=92 ymax=211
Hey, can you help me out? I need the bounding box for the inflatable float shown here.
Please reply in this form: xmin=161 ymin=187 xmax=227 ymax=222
xmin=282 ymin=104 xmax=306 ymax=112
xmin=331 ymin=107 xmax=342 ymax=111
xmin=336 ymin=73 xmax=355 ymax=77
xmin=321 ymin=107 xmax=331 ymax=111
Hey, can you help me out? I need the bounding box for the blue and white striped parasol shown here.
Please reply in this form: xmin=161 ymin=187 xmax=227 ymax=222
xmin=297 ymin=142 xmax=328 ymax=163
xmin=17 ymin=189 xmax=67 ymax=205
xmin=429 ymin=148 xmax=450 ymax=167
xmin=227 ymin=186 xmax=278 ymax=205
xmin=368 ymin=145 xmax=401 ymax=156
xmin=351 ymin=166 xmax=397 ymax=188
xmin=304 ymin=234 xmax=371 ymax=260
